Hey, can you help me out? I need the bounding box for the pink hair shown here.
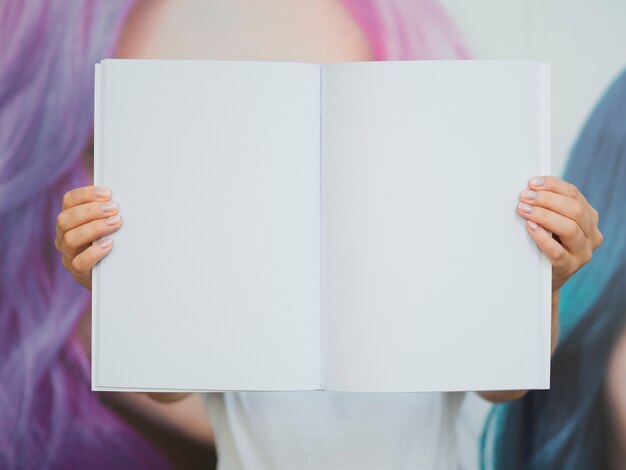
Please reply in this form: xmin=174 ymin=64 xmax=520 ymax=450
xmin=0 ymin=0 xmax=467 ymax=467
xmin=341 ymin=0 xmax=469 ymax=60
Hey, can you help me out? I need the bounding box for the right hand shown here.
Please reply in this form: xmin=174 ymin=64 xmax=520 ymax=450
xmin=55 ymin=185 xmax=122 ymax=290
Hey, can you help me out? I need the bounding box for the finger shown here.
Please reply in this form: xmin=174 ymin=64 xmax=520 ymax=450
xmin=528 ymin=175 xmax=599 ymax=229
xmin=523 ymin=179 xmax=603 ymax=248
xmin=56 ymin=201 xmax=118 ymax=244
xmin=593 ymin=228 xmax=604 ymax=249
xmin=61 ymin=252 xmax=73 ymax=272
xmin=527 ymin=176 xmax=586 ymax=202
xmin=61 ymin=214 xmax=122 ymax=257
xmin=62 ymin=185 xmax=112 ymax=210
xmin=71 ymin=238 xmax=114 ymax=274
xmin=519 ymin=189 xmax=596 ymax=239
xmin=525 ymin=220 xmax=572 ymax=269
xmin=517 ymin=202 xmax=587 ymax=254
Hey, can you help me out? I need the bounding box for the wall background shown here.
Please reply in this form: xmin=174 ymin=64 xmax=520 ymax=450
xmin=436 ymin=1 xmax=626 ymax=467
xmin=441 ymin=0 xmax=626 ymax=176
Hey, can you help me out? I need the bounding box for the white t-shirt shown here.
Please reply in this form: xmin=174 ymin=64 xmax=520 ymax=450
xmin=204 ymin=391 xmax=465 ymax=470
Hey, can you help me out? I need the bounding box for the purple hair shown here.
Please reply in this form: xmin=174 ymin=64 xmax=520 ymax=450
xmin=0 ymin=0 xmax=466 ymax=467
xmin=0 ymin=1 xmax=168 ymax=467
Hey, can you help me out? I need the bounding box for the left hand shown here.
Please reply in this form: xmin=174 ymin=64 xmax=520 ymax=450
xmin=517 ymin=175 xmax=604 ymax=293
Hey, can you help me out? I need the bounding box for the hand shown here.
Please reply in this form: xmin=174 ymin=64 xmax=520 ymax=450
xmin=517 ymin=176 xmax=603 ymax=293
xmin=55 ymin=185 xmax=122 ymax=290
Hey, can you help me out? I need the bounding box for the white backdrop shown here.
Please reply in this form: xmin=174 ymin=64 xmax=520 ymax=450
xmin=437 ymin=1 xmax=626 ymax=467
xmin=441 ymin=0 xmax=626 ymax=175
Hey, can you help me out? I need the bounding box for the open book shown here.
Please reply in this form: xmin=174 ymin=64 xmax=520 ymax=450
xmin=93 ymin=59 xmax=551 ymax=392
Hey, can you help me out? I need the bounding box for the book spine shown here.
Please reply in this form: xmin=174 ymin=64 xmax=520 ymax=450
xmin=92 ymin=61 xmax=103 ymax=391
xmin=319 ymin=63 xmax=324 ymax=390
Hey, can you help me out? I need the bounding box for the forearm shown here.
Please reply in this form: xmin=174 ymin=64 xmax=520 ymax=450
xmin=477 ymin=290 xmax=560 ymax=404
xmin=146 ymin=392 xmax=191 ymax=403
xmin=101 ymin=392 xmax=216 ymax=467
xmin=550 ymin=290 xmax=560 ymax=352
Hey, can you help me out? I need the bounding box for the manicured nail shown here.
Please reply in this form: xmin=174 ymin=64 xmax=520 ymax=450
xmin=101 ymin=202 xmax=117 ymax=213
xmin=528 ymin=220 xmax=538 ymax=231
xmin=518 ymin=202 xmax=534 ymax=214
xmin=521 ymin=189 xmax=538 ymax=200
xmin=529 ymin=176 xmax=545 ymax=187
xmin=94 ymin=186 xmax=111 ymax=198
xmin=105 ymin=214 xmax=121 ymax=226
xmin=97 ymin=238 xmax=113 ymax=249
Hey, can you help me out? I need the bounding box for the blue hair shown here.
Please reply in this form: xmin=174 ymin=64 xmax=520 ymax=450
xmin=482 ymin=67 xmax=626 ymax=469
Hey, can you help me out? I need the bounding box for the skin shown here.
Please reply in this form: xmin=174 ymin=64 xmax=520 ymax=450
xmin=607 ymin=327 xmax=626 ymax=469
xmin=55 ymin=0 xmax=604 ymax=443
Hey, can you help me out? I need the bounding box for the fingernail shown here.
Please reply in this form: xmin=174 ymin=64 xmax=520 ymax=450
xmin=94 ymin=186 xmax=111 ymax=198
xmin=105 ymin=214 xmax=121 ymax=226
xmin=97 ymin=238 xmax=113 ymax=249
xmin=101 ymin=202 xmax=117 ymax=213
xmin=518 ymin=202 xmax=534 ymax=214
xmin=528 ymin=220 xmax=538 ymax=231
xmin=529 ymin=176 xmax=545 ymax=187
xmin=521 ymin=189 xmax=538 ymax=200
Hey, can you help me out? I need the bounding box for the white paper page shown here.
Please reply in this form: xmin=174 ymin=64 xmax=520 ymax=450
xmin=321 ymin=60 xmax=551 ymax=392
xmin=93 ymin=60 xmax=321 ymax=391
